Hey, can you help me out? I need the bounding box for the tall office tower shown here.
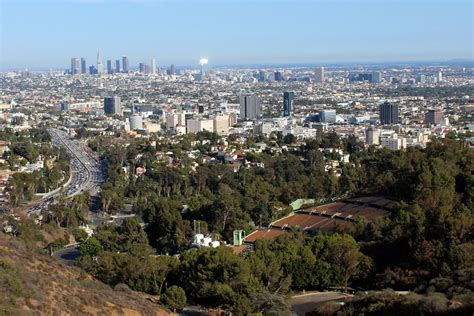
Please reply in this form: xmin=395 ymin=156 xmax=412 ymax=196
xmin=425 ymin=109 xmax=443 ymax=125
xmin=349 ymin=73 xmax=373 ymax=83
xmin=379 ymin=102 xmax=399 ymax=125
xmin=70 ymin=58 xmax=80 ymax=75
xmin=115 ymin=59 xmax=120 ymax=73
xmin=170 ymin=64 xmax=176 ymax=75
xmin=104 ymin=96 xmax=122 ymax=115
xmin=274 ymin=71 xmax=284 ymax=82
xmin=314 ymin=67 xmax=325 ymax=83
xmin=258 ymin=71 xmax=265 ymax=82
xmin=89 ymin=66 xmax=97 ymax=75
xmin=122 ymin=56 xmax=129 ymax=73
xmin=366 ymin=127 xmax=380 ymax=145
xmin=80 ymin=58 xmax=87 ymax=74
xmin=283 ymin=91 xmax=295 ymax=117
xmin=437 ymin=71 xmax=443 ymax=82
xmin=320 ymin=110 xmax=336 ymax=123
xmin=151 ymin=58 xmax=156 ymax=75
xmin=417 ymin=74 xmax=426 ymax=84
xmin=239 ymin=95 xmax=261 ymax=120
xmin=96 ymin=51 xmax=104 ymax=75
xmin=139 ymin=63 xmax=145 ymax=74
xmin=106 ymin=60 xmax=113 ymax=74
xmin=372 ymin=71 xmax=382 ymax=83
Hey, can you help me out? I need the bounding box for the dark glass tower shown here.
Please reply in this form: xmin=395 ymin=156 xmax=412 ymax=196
xmin=379 ymin=102 xmax=399 ymax=125
xmin=80 ymin=58 xmax=86 ymax=74
xmin=283 ymin=91 xmax=295 ymax=117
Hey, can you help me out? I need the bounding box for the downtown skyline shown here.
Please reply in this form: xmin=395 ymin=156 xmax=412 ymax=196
xmin=1 ymin=0 xmax=473 ymax=70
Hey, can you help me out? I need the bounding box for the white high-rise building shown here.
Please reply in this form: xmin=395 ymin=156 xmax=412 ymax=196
xmin=186 ymin=119 xmax=214 ymax=134
xmin=70 ymin=58 xmax=80 ymax=75
xmin=97 ymin=51 xmax=104 ymax=75
xmin=372 ymin=71 xmax=382 ymax=83
xmin=166 ymin=113 xmax=187 ymax=129
xmin=315 ymin=67 xmax=325 ymax=83
xmin=213 ymin=115 xmax=230 ymax=135
xmin=239 ymin=95 xmax=260 ymax=120
xmin=151 ymin=58 xmax=156 ymax=75
xmin=129 ymin=115 xmax=144 ymax=130
xmin=437 ymin=71 xmax=443 ymax=82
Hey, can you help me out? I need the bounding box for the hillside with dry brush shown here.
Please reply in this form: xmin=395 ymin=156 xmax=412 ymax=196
xmin=0 ymin=235 xmax=170 ymax=316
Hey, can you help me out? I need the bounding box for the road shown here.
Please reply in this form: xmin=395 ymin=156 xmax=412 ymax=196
xmin=51 ymin=245 xmax=81 ymax=265
xmin=290 ymin=291 xmax=352 ymax=315
xmin=26 ymin=128 xmax=106 ymax=217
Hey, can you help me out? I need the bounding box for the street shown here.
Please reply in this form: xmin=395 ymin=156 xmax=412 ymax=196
xmin=290 ymin=291 xmax=352 ymax=315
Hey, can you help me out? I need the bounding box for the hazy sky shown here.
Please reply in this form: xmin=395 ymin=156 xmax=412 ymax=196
xmin=1 ymin=0 xmax=473 ymax=69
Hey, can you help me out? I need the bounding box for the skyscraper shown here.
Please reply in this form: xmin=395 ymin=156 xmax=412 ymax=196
xmin=107 ymin=60 xmax=113 ymax=74
xmin=104 ymin=96 xmax=122 ymax=115
xmin=96 ymin=51 xmax=104 ymax=75
xmin=122 ymin=56 xmax=129 ymax=73
xmin=139 ymin=63 xmax=146 ymax=74
xmin=315 ymin=67 xmax=325 ymax=83
xmin=372 ymin=71 xmax=382 ymax=83
xmin=417 ymin=74 xmax=426 ymax=84
xmin=170 ymin=64 xmax=176 ymax=75
xmin=80 ymin=58 xmax=87 ymax=74
xmin=283 ymin=92 xmax=295 ymax=117
xmin=115 ymin=59 xmax=120 ymax=73
xmin=70 ymin=58 xmax=80 ymax=75
xmin=239 ymin=95 xmax=261 ymax=120
xmin=151 ymin=58 xmax=156 ymax=75
xmin=379 ymin=102 xmax=399 ymax=125
xmin=349 ymin=73 xmax=373 ymax=83
xmin=274 ymin=71 xmax=283 ymax=82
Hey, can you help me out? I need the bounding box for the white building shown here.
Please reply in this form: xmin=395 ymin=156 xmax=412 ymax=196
xmin=381 ymin=134 xmax=406 ymax=150
xmin=129 ymin=115 xmax=143 ymax=130
xmin=187 ymin=119 xmax=214 ymax=134
xmin=372 ymin=71 xmax=382 ymax=83
xmin=253 ymin=122 xmax=274 ymax=135
xmin=166 ymin=113 xmax=187 ymax=129
xmin=213 ymin=115 xmax=230 ymax=135
xmin=315 ymin=67 xmax=325 ymax=83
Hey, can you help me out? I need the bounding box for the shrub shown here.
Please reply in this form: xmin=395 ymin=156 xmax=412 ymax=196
xmin=161 ymin=286 xmax=186 ymax=310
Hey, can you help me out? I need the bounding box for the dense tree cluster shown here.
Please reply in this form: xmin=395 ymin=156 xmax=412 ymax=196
xmin=95 ymin=132 xmax=352 ymax=253
xmin=335 ymin=139 xmax=473 ymax=290
xmin=3 ymin=129 xmax=70 ymax=206
xmin=44 ymin=193 xmax=90 ymax=228
xmin=81 ymin=134 xmax=473 ymax=312
xmin=77 ymin=218 xmax=367 ymax=313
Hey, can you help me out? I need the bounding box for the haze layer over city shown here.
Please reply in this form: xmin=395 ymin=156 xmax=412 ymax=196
xmin=0 ymin=0 xmax=473 ymax=315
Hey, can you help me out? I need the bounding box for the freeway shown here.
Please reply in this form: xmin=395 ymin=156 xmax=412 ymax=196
xmin=26 ymin=128 xmax=106 ymax=216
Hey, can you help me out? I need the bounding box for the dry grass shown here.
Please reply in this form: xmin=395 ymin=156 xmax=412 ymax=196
xmin=0 ymin=235 xmax=170 ymax=316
